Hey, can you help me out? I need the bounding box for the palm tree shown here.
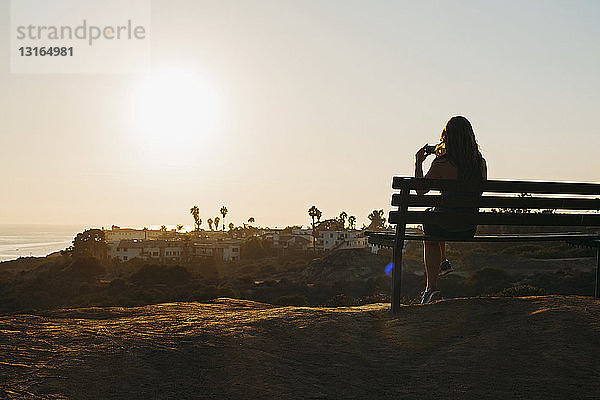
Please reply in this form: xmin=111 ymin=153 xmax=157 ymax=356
xmin=190 ymin=206 xmax=200 ymax=231
xmin=316 ymin=209 xmax=322 ymax=222
xmin=248 ymin=217 xmax=255 ymax=224
xmin=160 ymin=225 xmax=167 ymax=232
xmin=176 ymin=224 xmax=184 ymax=232
xmin=207 ymin=218 xmax=213 ymax=231
xmin=220 ymin=206 xmax=228 ymax=231
xmin=308 ymin=206 xmax=321 ymax=251
xmin=367 ymin=209 xmax=386 ymax=231
xmin=214 ymin=216 xmax=220 ymax=231
xmin=348 ymin=215 xmax=356 ymax=230
xmin=339 ymin=211 xmax=348 ymax=229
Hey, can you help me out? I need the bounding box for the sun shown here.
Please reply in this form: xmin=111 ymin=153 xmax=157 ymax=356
xmin=130 ymin=68 xmax=221 ymax=157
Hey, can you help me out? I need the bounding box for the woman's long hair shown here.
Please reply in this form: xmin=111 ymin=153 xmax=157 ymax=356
xmin=443 ymin=116 xmax=484 ymax=182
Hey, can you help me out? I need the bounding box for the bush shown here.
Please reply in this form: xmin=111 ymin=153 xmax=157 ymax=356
xmin=108 ymin=278 xmax=129 ymax=295
xmin=353 ymin=293 xmax=390 ymax=305
xmin=190 ymin=285 xmax=237 ymax=302
xmin=437 ymin=275 xmax=468 ymax=298
xmin=494 ymin=285 xmax=546 ymax=297
xmin=194 ymin=258 xmax=218 ymax=278
xmin=526 ymin=269 xmax=594 ymax=295
xmin=241 ymin=237 xmax=269 ymax=260
xmin=274 ymin=294 xmax=308 ymax=306
xmin=499 ymin=242 xmax=594 ymax=259
xmin=240 ymin=264 xmax=260 ymax=274
xmin=62 ymin=257 xmax=106 ymax=282
xmin=260 ymin=265 xmax=276 ymax=274
xmin=131 ymin=265 xmax=191 ymax=286
xmin=469 ymin=267 xmax=512 ymax=295
xmin=326 ymin=293 xmax=352 ymax=307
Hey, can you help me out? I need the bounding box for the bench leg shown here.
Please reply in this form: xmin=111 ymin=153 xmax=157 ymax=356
xmin=391 ymin=189 xmax=409 ymax=315
xmin=391 ymin=238 xmax=404 ymax=314
xmin=596 ymin=245 xmax=600 ymax=299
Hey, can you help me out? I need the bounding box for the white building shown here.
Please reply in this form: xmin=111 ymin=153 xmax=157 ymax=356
xmin=315 ymin=230 xmax=367 ymax=252
xmin=291 ymin=228 xmax=313 ymax=241
xmin=194 ymin=240 xmax=241 ymax=262
xmin=112 ymin=241 xmax=143 ymax=261
xmin=262 ymin=228 xmax=313 ymax=250
xmin=110 ymin=240 xmax=184 ymax=262
xmin=103 ymin=226 xmax=165 ymax=243
xmin=108 ymin=236 xmax=242 ymax=263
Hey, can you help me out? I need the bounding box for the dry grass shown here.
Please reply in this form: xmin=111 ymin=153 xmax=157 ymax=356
xmin=1 ymin=296 xmax=600 ymax=399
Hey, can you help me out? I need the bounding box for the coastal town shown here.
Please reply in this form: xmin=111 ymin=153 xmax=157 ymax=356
xmin=104 ymin=224 xmax=378 ymax=264
xmin=78 ymin=207 xmax=404 ymax=264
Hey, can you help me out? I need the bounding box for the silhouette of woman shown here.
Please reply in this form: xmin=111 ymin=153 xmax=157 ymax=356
xmin=415 ymin=116 xmax=487 ymax=304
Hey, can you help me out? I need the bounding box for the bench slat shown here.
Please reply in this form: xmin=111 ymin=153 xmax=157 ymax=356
xmin=392 ymin=177 xmax=600 ymax=195
xmin=394 ymin=194 xmax=600 ymax=210
xmin=388 ymin=210 xmax=600 ymax=226
xmin=367 ymin=232 xmax=600 ymax=246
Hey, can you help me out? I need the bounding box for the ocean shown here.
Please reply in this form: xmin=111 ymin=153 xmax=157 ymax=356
xmin=0 ymin=224 xmax=88 ymax=262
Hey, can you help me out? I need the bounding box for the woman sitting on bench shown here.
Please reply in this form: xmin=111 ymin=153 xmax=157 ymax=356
xmin=415 ymin=116 xmax=488 ymax=304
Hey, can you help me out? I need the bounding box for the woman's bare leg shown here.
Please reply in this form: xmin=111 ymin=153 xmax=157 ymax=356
xmin=424 ymin=240 xmax=442 ymax=290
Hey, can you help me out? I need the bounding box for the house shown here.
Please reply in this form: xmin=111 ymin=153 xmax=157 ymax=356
xmin=109 ymin=239 xmax=184 ymax=262
xmin=315 ymin=230 xmax=367 ymax=252
xmin=261 ymin=228 xmax=313 ymax=250
xmin=103 ymin=226 xmax=164 ymax=243
xmin=209 ymin=239 xmax=240 ymax=262
xmin=111 ymin=240 xmax=144 ymax=261
xmin=291 ymin=228 xmax=313 ymax=241
xmin=283 ymin=235 xmax=312 ymax=251
xmin=194 ymin=240 xmax=241 ymax=262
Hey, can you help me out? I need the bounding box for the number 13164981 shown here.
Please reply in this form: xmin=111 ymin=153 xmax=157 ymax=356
xmin=19 ymin=47 xmax=73 ymax=56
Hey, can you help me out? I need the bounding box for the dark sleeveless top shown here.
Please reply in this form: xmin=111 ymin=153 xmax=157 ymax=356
xmin=433 ymin=155 xmax=483 ymax=232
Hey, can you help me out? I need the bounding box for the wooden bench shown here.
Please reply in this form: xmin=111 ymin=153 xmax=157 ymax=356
xmin=366 ymin=177 xmax=600 ymax=314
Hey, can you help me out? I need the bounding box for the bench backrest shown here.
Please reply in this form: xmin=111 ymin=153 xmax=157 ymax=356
xmin=389 ymin=177 xmax=600 ymax=227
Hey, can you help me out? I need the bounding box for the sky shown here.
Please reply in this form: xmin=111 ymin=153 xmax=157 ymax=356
xmin=1 ymin=0 xmax=599 ymax=229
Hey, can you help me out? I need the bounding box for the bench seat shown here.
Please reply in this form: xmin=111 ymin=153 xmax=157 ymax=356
xmin=367 ymin=232 xmax=600 ymax=247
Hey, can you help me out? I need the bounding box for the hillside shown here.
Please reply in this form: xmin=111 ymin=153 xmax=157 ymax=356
xmin=2 ymin=296 xmax=599 ymax=399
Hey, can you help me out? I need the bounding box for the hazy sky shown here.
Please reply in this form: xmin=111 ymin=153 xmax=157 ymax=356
xmin=1 ymin=0 xmax=599 ymax=229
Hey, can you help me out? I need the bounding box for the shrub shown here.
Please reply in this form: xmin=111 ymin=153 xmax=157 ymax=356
xmin=494 ymin=285 xmax=546 ymax=297
xmin=469 ymin=267 xmax=512 ymax=295
xmin=526 ymin=269 xmax=594 ymax=295
xmin=326 ymin=293 xmax=352 ymax=307
xmin=240 ymin=264 xmax=260 ymax=274
xmin=353 ymin=293 xmax=390 ymax=305
xmin=260 ymin=265 xmax=276 ymax=274
xmin=499 ymin=242 xmax=594 ymax=259
xmin=131 ymin=265 xmax=191 ymax=286
xmin=437 ymin=275 xmax=468 ymax=298
xmin=62 ymin=257 xmax=106 ymax=282
xmin=241 ymin=237 xmax=270 ymax=260
xmin=274 ymin=294 xmax=308 ymax=306
xmin=190 ymin=285 xmax=237 ymax=302
xmin=108 ymin=278 xmax=129 ymax=294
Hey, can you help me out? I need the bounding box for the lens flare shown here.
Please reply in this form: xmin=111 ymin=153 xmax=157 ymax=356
xmin=385 ymin=262 xmax=394 ymax=275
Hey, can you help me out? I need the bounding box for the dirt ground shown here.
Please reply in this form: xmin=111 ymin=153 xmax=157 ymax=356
xmin=1 ymin=296 xmax=600 ymax=399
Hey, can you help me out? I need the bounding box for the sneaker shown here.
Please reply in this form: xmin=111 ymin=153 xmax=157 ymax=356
xmin=420 ymin=288 xmax=441 ymax=304
xmin=439 ymin=260 xmax=454 ymax=277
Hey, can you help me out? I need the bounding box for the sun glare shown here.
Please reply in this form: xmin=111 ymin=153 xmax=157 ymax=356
xmin=130 ymin=68 xmax=221 ymax=158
